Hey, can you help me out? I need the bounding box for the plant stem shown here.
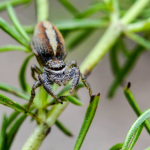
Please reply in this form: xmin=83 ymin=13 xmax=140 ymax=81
xmin=121 ymin=0 xmax=150 ymax=24
xmin=21 ymin=123 xmax=50 ymax=150
xmin=36 ymin=0 xmax=49 ymax=22
xmin=110 ymin=0 xmax=120 ymax=22
xmin=22 ymin=102 xmax=69 ymax=150
xmin=80 ymin=0 xmax=149 ymax=76
xmin=80 ymin=22 xmax=122 ymax=76
xmin=46 ymin=102 xmax=69 ymax=126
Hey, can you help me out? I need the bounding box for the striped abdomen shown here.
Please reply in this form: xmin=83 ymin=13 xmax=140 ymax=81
xmin=32 ymin=21 xmax=65 ymax=66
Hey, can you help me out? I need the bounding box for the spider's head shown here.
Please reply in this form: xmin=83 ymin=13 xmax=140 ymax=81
xmin=45 ymin=59 xmax=66 ymax=71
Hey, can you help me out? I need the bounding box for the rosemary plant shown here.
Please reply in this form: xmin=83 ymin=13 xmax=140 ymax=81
xmin=0 ymin=0 xmax=150 ymax=150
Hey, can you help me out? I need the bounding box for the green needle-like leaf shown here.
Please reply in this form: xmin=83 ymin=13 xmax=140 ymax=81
xmin=128 ymin=124 xmax=144 ymax=150
xmin=66 ymin=29 xmax=94 ymax=50
xmin=62 ymin=95 xmax=83 ymax=106
xmin=7 ymin=3 xmax=31 ymax=43
xmin=0 ymin=93 xmax=26 ymax=112
xmin=6 ymin=114 xmax=27 ymax=149
xmin=55 ymin=120 xmax=73 ymax=137
xmin=58 ymin=82 xmax=84 ymax=96
xmin=54 ymin=19 xmax=108 ymax=30
xmin=0 ymin=0 xmax=31 ymax=11
xmin=125 ymin=32 xmax=150 ymax=50
xmin=23 ymin=25 xmax=34 ymax=34
xmin=119 ymin=39 xmax=130 ymax=57
xmin=74 ymin=93 xmax=100 ymax=150
xmin=7 ymin=104 xmax=33 ymax=128
xmin=0 ymin=114 xmax=7 ymax=150
xmin=76 ymin=2 xmax=107 ymax=18
xmin=46 ymin=82 xmax=84 ymax=107
xmin=122 ymin=108 xmax=150 ymax=150
xmin=0 ymin=94 xmax=39 ymax=122
xmin=109 ymin=43 xmax=120 ymax=76
xmin=109 ymin=143 xmax=123 ymax=150
xmin=124 ymin=83 xmax=150 ymax=133
xmin=127 ymin=18 xmax=150 ymax=33
xmin=0 ymin=45 xmax=30 ymax=53
xmin=108 ymin=44 xmax=144 ymax=98
xmin=19 ymin=54 xmax=33 ymax=92
xmin=58 ymin=0 xmax=78 ymax=15
xmin=0 ymin=82 xmax=29 ymax=100
xmin=0 ymin=17 xmax=29 ymax=48
xmin=7 ymin=111 xmax=20 ymax=127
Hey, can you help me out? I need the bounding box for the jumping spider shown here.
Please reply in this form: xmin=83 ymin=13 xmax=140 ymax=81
xmin=25 ymin=21 xmax=92 ymax=113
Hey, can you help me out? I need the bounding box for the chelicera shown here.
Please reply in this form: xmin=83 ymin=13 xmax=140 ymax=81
xmin=25 ymin=21 xmax=92 ymax=113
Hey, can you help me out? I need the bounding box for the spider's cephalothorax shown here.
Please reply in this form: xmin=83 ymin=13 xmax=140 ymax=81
xmin=25 ymin=21 xmax=92 ymax=113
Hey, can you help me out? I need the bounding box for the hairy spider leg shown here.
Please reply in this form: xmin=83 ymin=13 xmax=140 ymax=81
xmin=31 ymin=64 xmax=43 ymax=80
xmin=70 ymin=67 xmax=80 ymax=94
xmin=81 ymin=73 xmax=92 ymax=97
xmin=39 ymin=74 xmax=63 ymax=104
xmin=25 ymin=81 xmax=41 ymax=113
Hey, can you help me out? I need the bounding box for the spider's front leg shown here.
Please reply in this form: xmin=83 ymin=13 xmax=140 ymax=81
xmin=69 ymin=67 xmax=80 ymax=95
xmin=25 ymin=80 xmax=41 ymax=113
xmin=68 ymin=61 xmax=92 ymax=97
xmin=39 ymin=74 xmax=63 ymax=104
xmin=81 ymin=73 xmax=92 ymax=97
xmin=31 ymin=64 xmax=43 ymax=80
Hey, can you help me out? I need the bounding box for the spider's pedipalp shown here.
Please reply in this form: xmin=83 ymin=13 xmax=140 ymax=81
xmin=31 ymin=64 xmax=42 ymax=80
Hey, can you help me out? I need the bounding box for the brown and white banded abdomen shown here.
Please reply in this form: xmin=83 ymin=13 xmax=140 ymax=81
xmin=32 ymin=21 xmax=65 ymax=66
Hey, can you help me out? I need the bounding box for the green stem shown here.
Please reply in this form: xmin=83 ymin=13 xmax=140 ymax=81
xmin=22 ymin=102 xmax=69 ymax=150
xmin=121 ymin=0 xmax=149 ymax=24
xmin=46 ymin=102 xmax=69 ymax=126
xmin=36 ymin=0 xmax=49 ymax=22
xmin=110 ymin=0 xmax=120 ymax=22
xmin=21 ymin=123 xmax=50 ymax=150
xmin=80 ymin=0 xmax=149 ymax=76
xmin=80 ymin=22 xmax=122 ymax=76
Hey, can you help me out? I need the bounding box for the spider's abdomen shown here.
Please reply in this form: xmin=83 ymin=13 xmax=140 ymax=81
xmin=32 ymin=21 xmax=65 ymax=66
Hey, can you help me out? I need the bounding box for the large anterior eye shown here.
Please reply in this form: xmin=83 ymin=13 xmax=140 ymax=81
xmin=51 ymin=65 xmax=65 ymax=71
